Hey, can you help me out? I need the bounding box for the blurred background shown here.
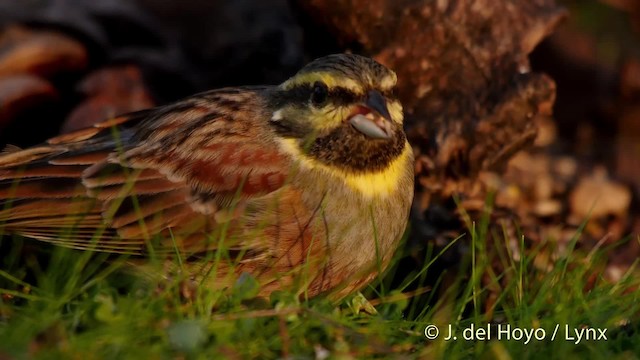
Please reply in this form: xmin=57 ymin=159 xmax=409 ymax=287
xmin=0 ymin=0 xmax=639 ymax=287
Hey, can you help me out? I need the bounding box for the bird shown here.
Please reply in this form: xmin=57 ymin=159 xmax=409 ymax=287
xmin=0 ymin=54 xmax=414 ymax=300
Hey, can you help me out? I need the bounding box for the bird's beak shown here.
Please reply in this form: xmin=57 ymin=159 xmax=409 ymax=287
xmin=348 ymin=90 xmax=393 ymax=140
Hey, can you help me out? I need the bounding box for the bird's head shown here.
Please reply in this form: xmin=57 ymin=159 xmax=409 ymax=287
xmin=268 ymin=53 xmax=407 ymax=175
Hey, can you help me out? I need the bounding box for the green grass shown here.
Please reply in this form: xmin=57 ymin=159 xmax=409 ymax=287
xmin=1 ymin=203 xmax=639 ymax=359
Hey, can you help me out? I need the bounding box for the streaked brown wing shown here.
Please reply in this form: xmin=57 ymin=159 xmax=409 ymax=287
xmin=0 ymin=87 xmax=291 ymax=255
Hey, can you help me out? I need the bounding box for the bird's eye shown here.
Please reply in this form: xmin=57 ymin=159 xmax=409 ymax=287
xmin=311 ymin=81 xmax=328 ymax=106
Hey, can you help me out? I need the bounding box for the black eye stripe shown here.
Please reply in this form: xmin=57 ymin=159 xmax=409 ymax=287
xmin=271 ymin=84 xmax=398 ymax=109
xmin=328 ymin=87 xmax=359 ymax=105
xmin=382 ymin=89 xmax=399 ymax=101
xmin=276 ymin=85 xmax=361 ymax=106
xmin=278 ymin=85 xmax=314 ymax=104
xmin=311 ymin=81 xmax=329 ymax=106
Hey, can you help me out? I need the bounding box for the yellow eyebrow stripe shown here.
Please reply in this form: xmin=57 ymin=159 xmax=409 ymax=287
xmin=282 ymin=72 xmax=362 ymax=93
xmin=379 ymin=72 xmax=397 ymax=90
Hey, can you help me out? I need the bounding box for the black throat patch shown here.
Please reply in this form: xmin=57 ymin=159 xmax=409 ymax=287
xmin=304 ymin=122 xmax=407 ymax=173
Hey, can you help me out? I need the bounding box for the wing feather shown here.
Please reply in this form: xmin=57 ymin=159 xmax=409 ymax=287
xmin=0 ymin=87 xmax=293 ymax=257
